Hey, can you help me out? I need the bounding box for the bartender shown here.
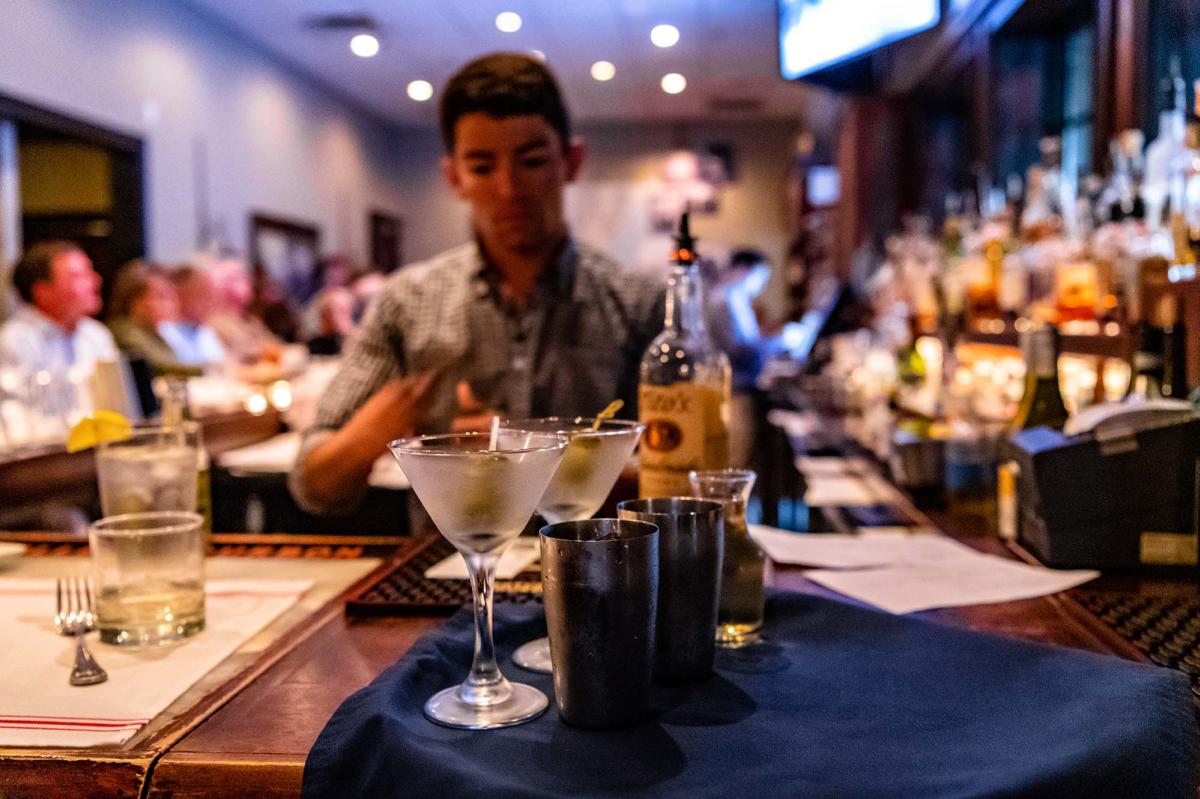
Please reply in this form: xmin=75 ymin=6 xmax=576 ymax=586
xmin=290 ymin=53 xmax=663 ymax=514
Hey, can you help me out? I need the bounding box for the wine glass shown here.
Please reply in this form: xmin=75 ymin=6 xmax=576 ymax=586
xmin=502 ymin=417 xmax=645 ymax=673
xmin=388 ymin=430 xmax=567 ymax=729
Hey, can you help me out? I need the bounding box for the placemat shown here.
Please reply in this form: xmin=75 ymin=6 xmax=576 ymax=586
xmin=0 ymin=578 xmax=312 ymax=747
xmin=303 ymin=591 xmax=1197 ymax=798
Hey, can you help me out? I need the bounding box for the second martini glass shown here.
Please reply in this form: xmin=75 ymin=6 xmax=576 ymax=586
xmin=503 ymin=417 xmax=645 ymax=673
xmin=388 ymin=430 xmax=567 ymax=730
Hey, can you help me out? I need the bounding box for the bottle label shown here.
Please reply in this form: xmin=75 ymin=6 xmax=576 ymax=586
xmin=638 ymin=382 xmax=728 ymax=497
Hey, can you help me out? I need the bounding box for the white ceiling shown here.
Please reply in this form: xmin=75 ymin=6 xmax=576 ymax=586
xmin=182 ymin=0 xmax=823 ymax=129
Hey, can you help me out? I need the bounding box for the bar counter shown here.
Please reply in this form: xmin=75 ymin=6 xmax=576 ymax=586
xmin=1 ymin=510 xmax=1190 ymax=799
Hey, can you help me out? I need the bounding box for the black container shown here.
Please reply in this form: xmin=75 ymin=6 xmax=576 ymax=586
xmin=540 ymin=518 xmax=659 ymax=729
xmin=617 ymin=498 xmax=724 ymax=684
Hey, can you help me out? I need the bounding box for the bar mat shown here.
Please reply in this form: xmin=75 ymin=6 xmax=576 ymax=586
xmin=345 ymin=535 xmax=543 ymax=617
xmin=1072 ymin=589 xmax=1200 ymax=696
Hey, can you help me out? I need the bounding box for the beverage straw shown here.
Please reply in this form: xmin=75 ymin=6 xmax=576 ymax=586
xmin=591 ymin=399 xmax=624 ymax=431
xmin=488 ymin=414 xmax=500 ymax=450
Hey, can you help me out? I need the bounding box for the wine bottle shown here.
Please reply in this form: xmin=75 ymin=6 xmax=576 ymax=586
xmin=1011 ymin=325 xmax=1070 ymax=431
xmin=1125 ymin=325 xmax=1167 ymax=401
xmin=999 ymin=326 xmax=1067 ymax=542
xmin=638 ymin=212 xmax=732 ymax=498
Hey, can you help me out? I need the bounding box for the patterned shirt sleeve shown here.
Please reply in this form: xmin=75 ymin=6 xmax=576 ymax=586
xmin=290 ymin=284 xmax=406 ymax=514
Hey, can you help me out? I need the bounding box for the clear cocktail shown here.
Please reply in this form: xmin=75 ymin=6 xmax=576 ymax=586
xmin=96 ymin=423 xmax=199 ymax=516
xmin=89 ymin=511 xmax=206 ymax=646
xmin=503 ymin=417 xmax=644 ymax=673
xmin=388 ymin=430 xmax=567 ymax=730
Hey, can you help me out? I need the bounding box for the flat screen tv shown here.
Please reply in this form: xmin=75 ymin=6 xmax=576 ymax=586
xmin=778 ymin=0 xmax=941 ymax=80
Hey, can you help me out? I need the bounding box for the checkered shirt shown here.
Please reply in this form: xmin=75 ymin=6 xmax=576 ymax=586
xmin=291 ymin=237 xmax=664 ymax=511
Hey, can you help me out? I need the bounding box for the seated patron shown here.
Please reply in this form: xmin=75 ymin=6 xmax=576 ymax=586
xmin=306 ymin=287 xmax=356 ymax=356
xmin=160 ymin=265 xmax=227 ymax=368
xmin=0 ymin=241 xmax=118 ymax=375
xmin=290 ymin=52 xmax=664 ymax=514
xmin=106 ymin=261 xmax=201 ymax=378
xmin=205 ymin=255 xmax=283 ymax=364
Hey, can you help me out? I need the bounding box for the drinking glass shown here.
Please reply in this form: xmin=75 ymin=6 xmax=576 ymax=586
xmin=501 ymin=417 xmax=644 ymax=673
xmin=689 ymin=468 xmax=764 ymax=647
xmin=89 ymin=511 xmax=206 ymax=646
xmin=96 ymin=422 xmax=200 ymax=516
xmin=388 ymin=431 xmax=567 ymax=730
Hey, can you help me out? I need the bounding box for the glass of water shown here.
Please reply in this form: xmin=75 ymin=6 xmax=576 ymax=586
xmin=89 ymin=511 xmax=206 ymax=646
xmin=96 ymin=422 xmax=200 ymax=516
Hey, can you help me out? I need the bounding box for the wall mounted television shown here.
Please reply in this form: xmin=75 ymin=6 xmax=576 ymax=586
xmin=778 ymin=0 xmax=941 ymax=80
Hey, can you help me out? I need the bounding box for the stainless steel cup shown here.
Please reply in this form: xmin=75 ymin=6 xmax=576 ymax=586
xmin=617 ymin=498 xmax=724 ymax=684
xmin=540 ymin=518 xmax=659 ymax=729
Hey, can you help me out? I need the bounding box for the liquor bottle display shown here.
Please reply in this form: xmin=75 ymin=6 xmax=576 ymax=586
xmin=638 ymin=212 xmax=732 ymax=498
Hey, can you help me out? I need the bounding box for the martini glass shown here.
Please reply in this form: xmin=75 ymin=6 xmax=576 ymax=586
xmin=503 ymin=417 xmax=645 ymax=673
xmin=388 ymin=430 xmax=567 ymax=730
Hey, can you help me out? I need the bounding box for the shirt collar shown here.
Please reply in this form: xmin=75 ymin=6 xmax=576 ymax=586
xmin=16 ymin=303 xmax=71 ymax=336
xmin=469 ymin=235 xmax=579 ymax=307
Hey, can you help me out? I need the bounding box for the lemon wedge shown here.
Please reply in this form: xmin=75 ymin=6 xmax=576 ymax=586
xmin=67 ymin=410 xmax=133 ymax=453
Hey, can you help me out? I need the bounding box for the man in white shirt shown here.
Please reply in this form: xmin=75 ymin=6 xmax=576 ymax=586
xmin=160 ymin=265 xmax=227 ymax=368
xmin=0 ymin=241 xmax=118 ymax=374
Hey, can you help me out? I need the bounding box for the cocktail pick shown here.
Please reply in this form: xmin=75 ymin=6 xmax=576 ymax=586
xmin=591 ymin=400 xmax=624 ymax=431
xmin=488 ymin=415 xmax=500 ymax=450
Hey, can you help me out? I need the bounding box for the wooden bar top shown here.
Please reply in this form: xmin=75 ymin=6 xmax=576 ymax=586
xmin=0 ymin=523 xmax=1190 ymax=798
xmin=146 ymin=544 xmax=1155 ymax=799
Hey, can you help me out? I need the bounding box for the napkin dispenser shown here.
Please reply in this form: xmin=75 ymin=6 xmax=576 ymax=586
xmin=1007 ymin=412 xmax=1200 ymax=569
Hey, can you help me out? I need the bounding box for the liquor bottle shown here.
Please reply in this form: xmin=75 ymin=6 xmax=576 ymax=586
xmin=999 ymin=325 xmax=1069 ymax=541
xmin=1128 ymin=323 xmax=1166 ymax=398
xmin=1180 ymin=81 xmax=1200 ymax=262
xmin=638 ymin=213 xmax=732 ymax=497
xmin=1011 ymin=325 xmax=1070 ymax=431
xmin=1146 ymin=58 xmax=1187 ymax=230
xmin=161 ymin=378 xmax=212 ymax=537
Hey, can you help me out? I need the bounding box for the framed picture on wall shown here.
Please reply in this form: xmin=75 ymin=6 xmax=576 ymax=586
xmin=369 ymin=211 xmax=402 ymax=273
xmin=249 ymin=213 xmax=321 ymax=304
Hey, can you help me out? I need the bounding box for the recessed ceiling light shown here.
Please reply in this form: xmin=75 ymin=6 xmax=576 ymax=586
xmin=650 ymin=24 xmax=680 ymax=48
xmin=661 ymin=73 xmax=687 ymax=94
xmin=349 ymin=33 xmax=380 ymax=58
xmin=590 ymin=61 xmax=616 ymax=81
xmin=496 ymin=11 xmax=522 ymax=33
xmin=530 ymin=49 xmax=546 ymax=61
xmin=407 ymin=80 xmax=433 ymax=102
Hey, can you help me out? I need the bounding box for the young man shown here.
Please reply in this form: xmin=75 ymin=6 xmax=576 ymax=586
xmin=0 ymin=241 xmax=118 ymax=375
xmin=291 ymin=53 xmax=663 ymax=514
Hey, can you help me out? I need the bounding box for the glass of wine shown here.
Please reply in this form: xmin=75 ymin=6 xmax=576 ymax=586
xmin=502 ymin=417 xmax=644 ymax=673
xmin=388 ymin=430 xmax=567 ymax=729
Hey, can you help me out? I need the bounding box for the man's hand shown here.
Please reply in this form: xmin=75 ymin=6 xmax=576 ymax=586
xmin=293 ymin=370 xmax=439 ymax=514
xmin=357 ymin=371 xmax=440 ymax=443
xmin=450 ymin=380 xmax=498 ymax=432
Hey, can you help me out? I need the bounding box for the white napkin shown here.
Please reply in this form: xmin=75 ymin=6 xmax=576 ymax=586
xmin=0 ymin=578 xmax=311 ymax=747
xmin=424 ymin=539 xmax=540 ymax=580
xmin=750 ymin=524 xmax=1098 ymax=614
xmin=805 ymin=556 xmax=1099 ymax=614
xmin=749 ymin=525 xmax=969 ymax=569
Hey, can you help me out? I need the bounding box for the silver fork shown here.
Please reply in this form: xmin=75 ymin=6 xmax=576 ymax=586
xmin=55 ymin=577 xmax=108 ymax=686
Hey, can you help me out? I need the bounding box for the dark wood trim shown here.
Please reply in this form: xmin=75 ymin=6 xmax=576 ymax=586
xmin=0 ymin=92 xmax=142 ymax=155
